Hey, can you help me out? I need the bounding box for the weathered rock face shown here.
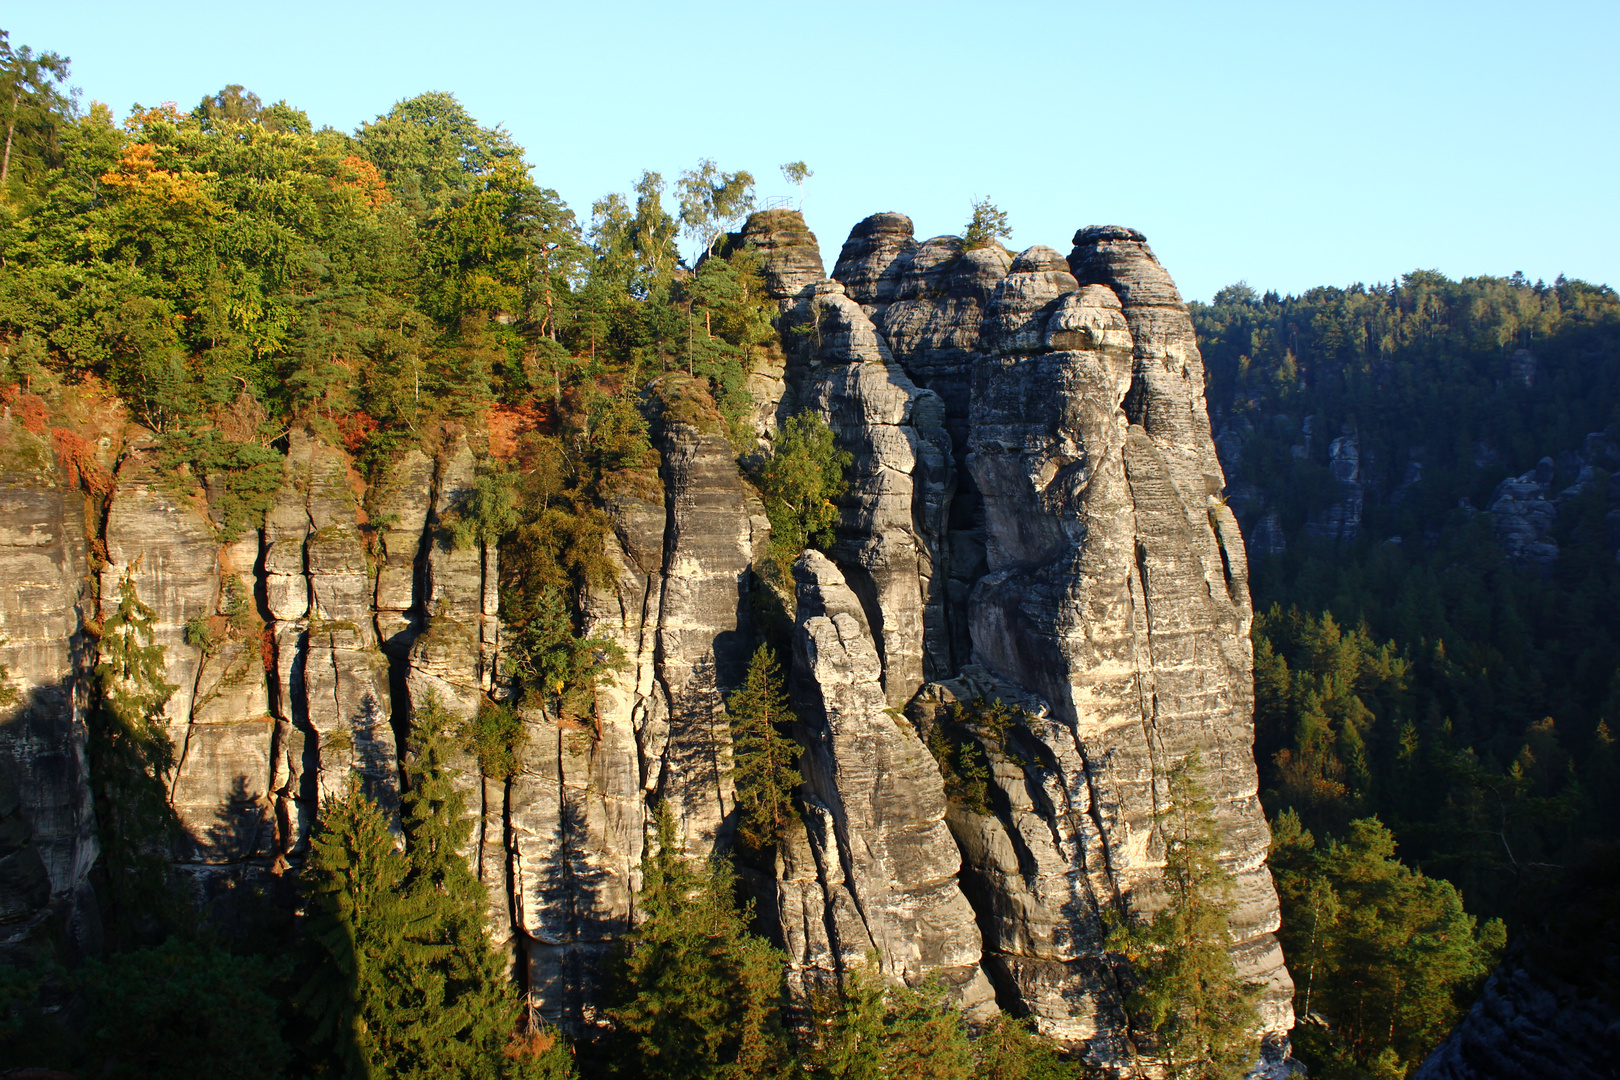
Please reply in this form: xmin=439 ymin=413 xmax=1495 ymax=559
xmin=803 ymin=213 xmax=1283 ymax=1062
xmin=1 ymin=207 xmax=1292 ymax=1073
xmin=0 ymin=450 xmax=98 ymax=957
xmin=784 ymin=551 xmax=993 ymax=1013
xmin=1412 ymin=962 xmax=1620 ymax=1080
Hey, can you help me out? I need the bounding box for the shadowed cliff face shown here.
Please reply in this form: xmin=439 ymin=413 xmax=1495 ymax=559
xmin=0 ymin=208 xmax=1291 ymax=1073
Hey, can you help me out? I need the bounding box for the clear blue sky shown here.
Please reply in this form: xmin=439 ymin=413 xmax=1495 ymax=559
xmin=9 ymin=1 xmax=1616 ymax=301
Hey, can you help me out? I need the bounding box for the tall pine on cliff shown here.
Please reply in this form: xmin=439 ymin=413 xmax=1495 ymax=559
xmin=298 ymin=694 xmax=572 ymax=1080
xmin=1110 ymin=752 xmax=1258 ymax=1080
xmin=605 ymin=803 xmax=795 ymax=1080
xmin=88 ymin=569 xmax=181 ymax=946
xmin=726 ymin=644 xmax=800 ymax=852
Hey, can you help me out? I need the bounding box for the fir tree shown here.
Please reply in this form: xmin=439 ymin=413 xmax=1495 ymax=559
xmin=298 ymin=696 xmax=571 ymax=1080
xmin=727 ymin=644 xmax=800 ymax=852
xmin=88 ymin=569 xmax=181 ymax=946
xmin=296 ymin=776 xmax=424 ymax=1079
xmin=1109 ymin=751 xmax=1259 ymax=1080
xmin=803 ymin=962 xmax=976 ymax=1080
xmin=605 ymin=803 xmax=794 ymax=1080
xmin=975 ymin=1014 xmax=1079 ymax=1080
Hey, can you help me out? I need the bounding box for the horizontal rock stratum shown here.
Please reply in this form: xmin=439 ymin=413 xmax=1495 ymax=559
xmin=0 ymin=208 xmax=1292 ymax=1073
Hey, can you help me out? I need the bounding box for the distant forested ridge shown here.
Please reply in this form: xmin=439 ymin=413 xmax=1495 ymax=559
xmin=1195 ymin=272 xmax=1620 ymax=1076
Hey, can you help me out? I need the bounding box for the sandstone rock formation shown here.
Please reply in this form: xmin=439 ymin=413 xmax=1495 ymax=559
xmin=0 ymin=208 xmax=1294 ymax=1073
xmin=0 ymin=443 xmax=98 ymax=957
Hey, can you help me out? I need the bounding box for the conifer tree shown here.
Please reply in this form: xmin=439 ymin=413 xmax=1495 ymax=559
xmin=297 ymin=776 xmax=424 ymax=1079
xmin=975 ymin=1014 xmax=1079 ymax=1080
xmin=606 ymin=803 xmax=794 ymax=1080
xmin=298 ymin=695 xmax=573 ymax=1080
xmin=727 ymin=644 xmax=800 ymax=851
xmin=1268 ymin=812 xmax=1503 ymax=1078
xmin=803 ymin=962 xmax=977 ymax=1080
xmin=88 ymin=569 xmax=181 ymax=945
xmin=1109 ymin=751 xmax=1259 ymax=1080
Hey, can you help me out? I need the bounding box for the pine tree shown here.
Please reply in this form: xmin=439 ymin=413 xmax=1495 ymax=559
xmin=605 ymin=803 xmax=794 ymax=1080
xmin=296 ymin=776 xmax=424 ymax=1079
xmin=1109 ymin=751 xmax=1259 ymax=1080
xmin=975 ymin=1014 xmax=1079 ymax=1080
xmin=727 ymin=645 xmax=800 ymax=851
xmin=87 ymin=569 xmax=181 ymax=946
xmin=803 ymin=962 xmax=977 ymax=1080
xmin=394 ymin=693 xmax=524 ymax=1078
xmin=297 ymin=696 xmax=572 ymax=1080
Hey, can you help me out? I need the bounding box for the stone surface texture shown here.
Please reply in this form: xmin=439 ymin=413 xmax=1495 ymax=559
xmin=0 ymin=208 xmax=1295 ymax=1074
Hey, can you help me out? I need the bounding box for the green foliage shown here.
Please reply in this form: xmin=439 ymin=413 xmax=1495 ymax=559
xmin=1269 ymin=812 xmax=1504 ymax=1078
xmin=463 ymin=699 xmax=528 ymax=781
xmin=676 ymin=244 xmax=776 ymax=443
xmin=1109 ymin=752 xmax=1259 ymax=1079
xmin=756 ymin=410 xmax=850 ymax=573
xmin=356 ymin=91 xmax=525 ymax=213
xmin=961 ymin=198 xmax=1011 ymax=252
xmin=975 ymin=1013 xmax=1081 ymax=1080
xmin=803 ymin=963 xmax=980 ymax=1080
xmin=926 ymin=718 xmax=993 ymax=815
xmin=496 ymin=433 xmax=628 ymax=721
xmin=0 ymin=939 xmax=292 ymax=1078
xmin=605 ymin=802 xmax=795 ymax=1080
xmin=1203 ymin=266 xmax=1620 ymax=912
xmin=676 ymin=158 xmax=756 ymax=256
xmin=183 ymin=614 xmax=214 ymax=652
xmin=780 ymin=161 xmax=812 ymax=210
xmin=450 ymin=459 xmax=525 ymax=549
xmin=79 ymin=938 xmax=291 ymax=1079
xmin=88 ymin=570 xmax=182 ymax=946
xmin=922 ymin=697 xmax=1028 ymax=815
xmin=726 ymin=644 xmax=800 ymax=851
xmin=0 ymin=30 xmax=74 ymax=199
xmin=297 ymin=696 xmax=552 ymax=1079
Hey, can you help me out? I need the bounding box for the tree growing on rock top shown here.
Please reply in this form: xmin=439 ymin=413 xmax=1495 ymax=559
xmin=1109 ymin=750 xmax=1259 ymax=1080
xmin=779 ymin=160 xmax=812 ymax=209
xmin=960 ymin=197 xmax=1011 ymax=252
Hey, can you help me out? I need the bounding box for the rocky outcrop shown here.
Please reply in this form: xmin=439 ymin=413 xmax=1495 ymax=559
xmin=103 ymin=443 xmax=282 ymax=881
xmin=1302 ymin=429 xmax=1363 ymax=542
xmin=0 ymin=447 xmax=98 ymax=957
xmin=0 ymin=207 xmax=1293 ymax=1074
xmin=1414 ymin=853 xmax=1620 ymax=1080
xmin=784 ymin=551 xmax=993 ymax=1013
xmin=1413 ymin=962 xmax=1620 ymax=1080
xmin=1487 ymin=457 xmax=1561 ymax=565
xmin=772 ymin=212 xmax=1291 ymax=1065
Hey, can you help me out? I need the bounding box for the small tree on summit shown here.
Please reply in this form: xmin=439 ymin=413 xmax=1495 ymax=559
xmin=960 ymin=197 xmax=1012 ymax=252
xmin=1109 ymin=751 xmax=1259 ymax=1080
xmin=779 ymin=160 xmax=812 ymax=209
